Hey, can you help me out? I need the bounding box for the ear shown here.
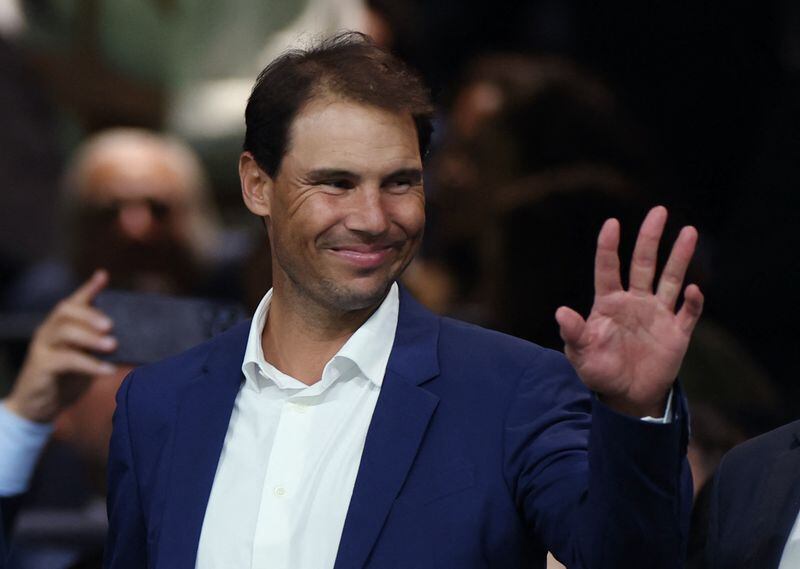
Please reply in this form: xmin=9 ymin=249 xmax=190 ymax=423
xmin=239 ymin=152 xmax=273 ymax=217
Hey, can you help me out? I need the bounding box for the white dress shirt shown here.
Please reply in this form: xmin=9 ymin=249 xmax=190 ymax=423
xmin=195 ymin=283 xmax=399 ymax=569
xmin=779 ymin=510 xmax=800 ymax=568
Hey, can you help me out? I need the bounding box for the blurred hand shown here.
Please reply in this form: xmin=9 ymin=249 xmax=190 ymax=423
xmin=555 ymin=206 xmax=704 ymax=418
xmin=4 ymin=270 xmax=117 ymax=423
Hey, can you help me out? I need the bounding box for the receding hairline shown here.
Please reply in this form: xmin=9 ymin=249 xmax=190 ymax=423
xmin=65 ymin=128 xmax=209 ymax=200
xmin=244 ymin=31 xmax=434 ymax=177
xmin=275 ymin=93 xmax=423 ymax=169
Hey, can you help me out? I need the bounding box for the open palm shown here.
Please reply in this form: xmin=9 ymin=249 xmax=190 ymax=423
xmin=555 ymin=206 xmax=704 ymax=417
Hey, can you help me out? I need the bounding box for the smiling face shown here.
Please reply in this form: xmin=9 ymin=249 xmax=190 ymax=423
xmin=242 ymin=98 xmax=425 ymax=315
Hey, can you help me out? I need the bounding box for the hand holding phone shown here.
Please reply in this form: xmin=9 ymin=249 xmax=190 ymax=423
xmin=5 ymin=270 xmax=117 ymax=423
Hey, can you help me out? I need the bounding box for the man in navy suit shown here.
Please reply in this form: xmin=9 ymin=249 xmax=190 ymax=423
xmin=104 ymin=32 xmax=704 ymax=569
xmin=706 ymin=419 xmax=800 ymax=568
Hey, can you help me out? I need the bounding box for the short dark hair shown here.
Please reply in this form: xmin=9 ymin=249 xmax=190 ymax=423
xmin=244 ymin=32 xmax=435 ymax=177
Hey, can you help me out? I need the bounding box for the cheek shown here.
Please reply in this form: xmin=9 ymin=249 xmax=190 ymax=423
xmin=281 ymin=199 xmax=339 ymax=248
xmin=391 ymin=198 xmax=426 ymax=238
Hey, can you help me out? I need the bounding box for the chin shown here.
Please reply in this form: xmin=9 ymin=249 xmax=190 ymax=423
xmin=318 ymin=276 xmax=395 ymax=313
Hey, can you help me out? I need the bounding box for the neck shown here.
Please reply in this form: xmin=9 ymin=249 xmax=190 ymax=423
xmin=261 ymin=283 xmax=384 ymax=385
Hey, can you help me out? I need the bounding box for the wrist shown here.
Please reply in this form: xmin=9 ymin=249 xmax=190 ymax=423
xmin=597 ymin=392 xmax=668 ymax=419
xmin=4 ymin=393 xmax=55 ymax=424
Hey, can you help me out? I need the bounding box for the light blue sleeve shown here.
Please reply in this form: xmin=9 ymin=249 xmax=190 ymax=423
xmin=0 ymin=401 xmax=53 ymax=496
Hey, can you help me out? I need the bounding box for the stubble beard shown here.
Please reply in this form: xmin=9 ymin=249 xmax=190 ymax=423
xmin=272 ymin=247 xmax=402 ymax=318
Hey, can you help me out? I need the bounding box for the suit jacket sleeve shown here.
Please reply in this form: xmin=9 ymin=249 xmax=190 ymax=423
xmin=104 ymin=371 xmax=149 ymax=568
xmin=503 ymin=349 xmax=691 ymax=569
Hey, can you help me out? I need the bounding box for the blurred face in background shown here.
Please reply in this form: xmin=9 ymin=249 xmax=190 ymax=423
xmin=71 ymin=137 xmax=205 ymax=294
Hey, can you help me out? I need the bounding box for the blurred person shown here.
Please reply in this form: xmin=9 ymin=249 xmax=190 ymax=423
xmin=430 ymin=49 xmax=782 ymax=409
xmin=488 ymin=177 xmax=648 ymax=349
xmin=0 ymin=129 xmax=238 ymax=569
xmin=5 ymin=127 xmax=234 ymax=312
xmin=704 ymin=418 xmax=800 ymax=568
xmin=1 ymin=271 xmax=118 ymax=568
xmin=429 ymin=54 xmax=663 ymax=316
xmin=104 ymin=33 xmax=703 ymax=569
xmin=430 ymin=51 xmax=784 ymax=433
xmin=63 ymin=128 xmax=223 ymax=296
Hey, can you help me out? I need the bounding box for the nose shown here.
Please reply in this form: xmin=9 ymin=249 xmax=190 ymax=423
xmin=345 ymin=186 xmax=390 ymax=237
xmin=117 ymin=202 xmax=156 ymax=241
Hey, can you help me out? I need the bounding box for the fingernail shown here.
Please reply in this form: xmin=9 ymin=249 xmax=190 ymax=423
xmin=95 ymin=317 xmax=112 ymax=330
xmin=100 ymin=362 xmax=116 ymax=374
xmin=100 ymin=336 xmax=117 ymax=349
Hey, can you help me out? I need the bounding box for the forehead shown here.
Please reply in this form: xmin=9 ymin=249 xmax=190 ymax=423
xmin=281 ymin=98 xmax=422 ymax=175
xmin=80 ymin=146 xmax=190 ymax=203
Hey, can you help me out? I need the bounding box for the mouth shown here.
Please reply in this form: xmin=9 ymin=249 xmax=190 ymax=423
xmin=327 ymin=244 xmax=398 ymax=270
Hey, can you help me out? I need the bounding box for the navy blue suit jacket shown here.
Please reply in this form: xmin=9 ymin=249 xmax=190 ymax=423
xmin=706 ymin=419 xmax=800 ymax=569
xmin=104 ymin=289 xmax=691 ymax=568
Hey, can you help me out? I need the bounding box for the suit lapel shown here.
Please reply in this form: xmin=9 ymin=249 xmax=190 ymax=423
xmin=747 ymin=428 xmax=800 ymax=569
xmin=156 ymin=323 xmax=249 ymax=569
xmin=334 ymin=289 xmax=441 ymax=569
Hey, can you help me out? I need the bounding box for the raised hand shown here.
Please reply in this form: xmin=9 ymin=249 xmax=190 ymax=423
xmin=4 ymin=270 xmax=117 ymax=423
xmin=555 ymin=206 xmax=704 ymax=418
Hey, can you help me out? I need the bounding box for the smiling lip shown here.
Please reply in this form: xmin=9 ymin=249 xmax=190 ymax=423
xmin=327 ymin=245 xmax=396 ymax=269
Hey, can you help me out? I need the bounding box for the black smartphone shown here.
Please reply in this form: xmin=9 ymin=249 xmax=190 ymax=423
xmin=93 ymin=290 xmax=249 ymax=365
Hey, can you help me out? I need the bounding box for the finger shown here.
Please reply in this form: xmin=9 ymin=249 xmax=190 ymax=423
xmin=51 ymin=350 xmax=116 ymax=376
xmin=677 ymin=284 xmax=704 ymax=334
xmin=629 ymin=206 xmax=668 ymax=294
xmin=656 ymin=225 xmax=698 ymax=310
xmin=69 ymin=269 xmax=109 ymax=306
xmin=594 ymin=218 xmax=623 ymax=295
xmin=49 ymin=322 xmax=117 ymax=353
xmin=52 ymin=302 xmax=113 ymax=333
xmin=555 ymin=306 xmax=587 ymax=348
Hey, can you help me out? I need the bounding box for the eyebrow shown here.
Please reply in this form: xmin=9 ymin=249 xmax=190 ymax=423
xmin=305 ymin=169 xmax=357 ymax=180
xmin=304 ymin=168 xmax=423 ymax=183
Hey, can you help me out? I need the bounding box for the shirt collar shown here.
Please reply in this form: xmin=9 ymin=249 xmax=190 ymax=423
xmin=241 ymin=283 xmax=399 ymax=392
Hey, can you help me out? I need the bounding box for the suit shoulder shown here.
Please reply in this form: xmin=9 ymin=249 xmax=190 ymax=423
xmin=718 ymin=419 xmax=800 ymax=482
xmin=438 ymin=316 xmax=569 ymax=372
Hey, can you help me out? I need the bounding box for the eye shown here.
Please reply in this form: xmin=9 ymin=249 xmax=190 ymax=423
xmin=322 ymin=179 xmax=355 ymax=190
xmin=384 ymin=178 xmax=415 ymax=193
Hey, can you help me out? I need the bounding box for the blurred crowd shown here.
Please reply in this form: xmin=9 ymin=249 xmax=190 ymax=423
xmin=0 ymin=1 xmax=799 ymax=568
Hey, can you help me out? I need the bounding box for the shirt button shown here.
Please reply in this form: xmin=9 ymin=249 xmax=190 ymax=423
xmin=274 ymin=486 xmax=286 ymax=497
xmin=289 ymin=402 xmax=307 ymax=414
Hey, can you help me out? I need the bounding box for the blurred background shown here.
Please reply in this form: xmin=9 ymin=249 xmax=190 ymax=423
xmin=0 ymin=0 xmax=798 ymax=567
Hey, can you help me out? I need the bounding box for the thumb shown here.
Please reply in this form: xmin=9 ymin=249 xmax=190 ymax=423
xmin=555 ymin=306 xmax=586 ymax=348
